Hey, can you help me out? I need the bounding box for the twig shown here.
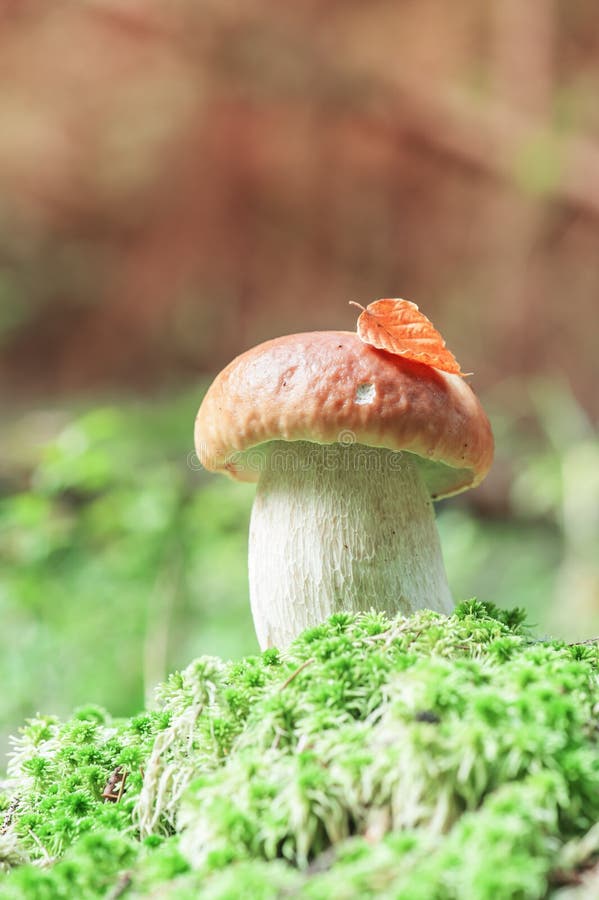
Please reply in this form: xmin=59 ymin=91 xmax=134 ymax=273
xmin=107 ymin=871 xmax=133 ymax=900
xmin=381 ymin=627 xmax=422 ymax=651
xmin=363 ymin=630 xmax=392 ymax=646
xmin=279 ymin=658 xmax=315 ymax=691
xmin=0 ymin=797 xmax=19 ymax=835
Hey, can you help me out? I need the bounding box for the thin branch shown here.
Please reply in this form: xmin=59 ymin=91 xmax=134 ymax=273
xmin=0 ymin=797 xmax=19 ymax=835
xmin=107 ymin=872 xmax=133 ymax=900
xmin=279 ymin=658 xmax=315 ymax=691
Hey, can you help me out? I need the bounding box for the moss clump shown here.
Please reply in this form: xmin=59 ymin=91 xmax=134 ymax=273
xmin=0 ymin=601 xmax=598 ymax=898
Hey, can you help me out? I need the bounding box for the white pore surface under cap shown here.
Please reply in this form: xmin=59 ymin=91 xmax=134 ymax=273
xmin=248 ymin=440 xmax=453 ymax=649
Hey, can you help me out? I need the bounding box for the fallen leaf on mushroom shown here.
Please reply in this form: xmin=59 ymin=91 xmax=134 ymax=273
xmin=351 ymin=298 xmax=469 ymax=376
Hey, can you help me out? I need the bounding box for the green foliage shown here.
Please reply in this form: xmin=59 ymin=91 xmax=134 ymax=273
xmin=1 ymin=379 xmax=598 ymax=772
xmin=0 ymin=395 xmax=256 ymax=754
xmin=1 ymin=607 xmax=598 ymax=898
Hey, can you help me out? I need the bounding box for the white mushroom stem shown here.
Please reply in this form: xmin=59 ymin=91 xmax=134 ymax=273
xmin=248 ymin=440 xmax=453 ymax=649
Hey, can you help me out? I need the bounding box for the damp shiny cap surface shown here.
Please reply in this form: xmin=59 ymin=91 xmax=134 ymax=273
xmin=194 ymin=330 xmax=494 ymax=498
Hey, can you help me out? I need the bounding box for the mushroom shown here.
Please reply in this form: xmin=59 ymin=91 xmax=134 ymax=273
xmin=195 ymin=331 xmax=493 ymax=649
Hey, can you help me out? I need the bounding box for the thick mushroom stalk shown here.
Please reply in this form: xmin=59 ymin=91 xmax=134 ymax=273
xmin=249 ymin=440 xmax=452 ymax=649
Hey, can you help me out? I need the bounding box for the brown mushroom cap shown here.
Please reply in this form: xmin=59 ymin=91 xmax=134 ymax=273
xmin=195 ymin=331 xmax=494 ymax=498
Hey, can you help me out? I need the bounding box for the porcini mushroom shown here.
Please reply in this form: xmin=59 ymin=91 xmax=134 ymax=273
xmin=195 ymin=331 xmax=493 ymax=649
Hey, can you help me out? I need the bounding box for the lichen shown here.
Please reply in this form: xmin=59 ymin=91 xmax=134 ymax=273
xmin=0 ymin=601 xmax=598 ymax=899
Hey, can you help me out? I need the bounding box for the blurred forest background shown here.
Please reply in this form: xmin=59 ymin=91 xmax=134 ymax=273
xmin=1 ymin=0 xmax=598 ymax=755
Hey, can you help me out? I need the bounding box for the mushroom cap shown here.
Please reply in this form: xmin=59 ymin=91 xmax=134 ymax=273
xmin=195 ymin=331 xmax=494 ymax=498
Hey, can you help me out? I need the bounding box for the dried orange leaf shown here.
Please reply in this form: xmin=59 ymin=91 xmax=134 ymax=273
xmin=352 ymin=298 xmax=467 ymax=376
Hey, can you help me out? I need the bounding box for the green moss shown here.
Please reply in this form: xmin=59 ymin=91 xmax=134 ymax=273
xmin=0 ymin=603 xmax=598 ymax=898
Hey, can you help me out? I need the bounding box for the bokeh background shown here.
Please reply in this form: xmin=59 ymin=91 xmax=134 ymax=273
xmin=1 ymin=0 xmax=598 ymax=755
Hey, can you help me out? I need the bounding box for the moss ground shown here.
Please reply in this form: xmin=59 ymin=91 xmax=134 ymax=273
xmin=1 ymin=600 xmax=598 ymax=899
